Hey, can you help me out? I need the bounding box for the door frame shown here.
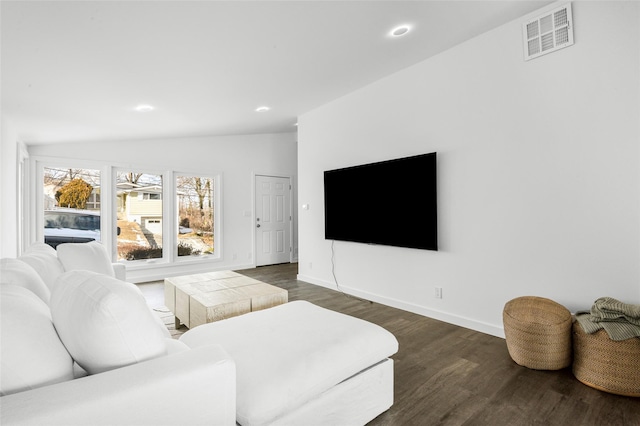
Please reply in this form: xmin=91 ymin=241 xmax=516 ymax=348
xmin=252 ymin=173 xmax=293 ymax=267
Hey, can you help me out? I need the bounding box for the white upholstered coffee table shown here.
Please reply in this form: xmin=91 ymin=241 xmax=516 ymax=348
xmin=164 ymin=270 xmax=288 ymax=329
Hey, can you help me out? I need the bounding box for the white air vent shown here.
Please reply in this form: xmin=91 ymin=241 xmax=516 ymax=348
xmin=523 ymin=3 xmax=574 ymax=61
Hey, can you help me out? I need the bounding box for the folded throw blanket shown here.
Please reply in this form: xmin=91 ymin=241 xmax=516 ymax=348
xmin=576 ymin=297 xmax=640 ymax=341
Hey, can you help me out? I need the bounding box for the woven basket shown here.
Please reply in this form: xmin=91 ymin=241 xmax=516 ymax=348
xmin=572 ymin=321 xmax=640 ymax=397
xmin=503 ymin=296 xmax=572 ymax=370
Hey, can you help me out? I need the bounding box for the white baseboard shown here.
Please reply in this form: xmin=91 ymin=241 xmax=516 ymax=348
xmin=297 ymin=273 xmax=505 ymax=339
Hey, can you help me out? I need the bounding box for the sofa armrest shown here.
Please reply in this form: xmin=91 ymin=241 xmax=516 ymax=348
xmin=0 ymin=345 xmax=236 ymax=426
xmin=111 ymin=263 xmax=126 ymax=281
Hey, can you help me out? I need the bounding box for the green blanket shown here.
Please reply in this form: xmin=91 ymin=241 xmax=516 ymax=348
xmin=576 ymin=297 xmax=640 ymax=341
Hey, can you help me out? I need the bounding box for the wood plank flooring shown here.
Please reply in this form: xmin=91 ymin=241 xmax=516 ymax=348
xmin=138 ymin=263 xmax=640 ymax=426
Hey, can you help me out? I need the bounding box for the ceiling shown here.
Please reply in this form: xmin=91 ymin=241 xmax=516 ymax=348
xmin=1 ymin=1 xmax=551 ymax=145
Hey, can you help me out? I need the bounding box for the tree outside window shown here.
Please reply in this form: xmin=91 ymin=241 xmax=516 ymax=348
xmin=176 ymin=176 xmax=214 ymax=257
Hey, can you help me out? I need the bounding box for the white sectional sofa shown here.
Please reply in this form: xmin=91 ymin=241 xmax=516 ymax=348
xmin=0 ymin=242 xmax=398 ymax=425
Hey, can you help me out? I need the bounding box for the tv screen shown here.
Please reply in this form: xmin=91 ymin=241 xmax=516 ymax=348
xmin=324 ymin=152 xmax=437 ymax=251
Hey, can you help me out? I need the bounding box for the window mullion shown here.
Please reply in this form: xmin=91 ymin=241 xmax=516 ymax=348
xmin=164 ymin=170 xmax=176 ymax=262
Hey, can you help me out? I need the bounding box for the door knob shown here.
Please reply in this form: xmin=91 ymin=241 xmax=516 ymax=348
xmin=256 ymin=224 xmax=261 ymax=228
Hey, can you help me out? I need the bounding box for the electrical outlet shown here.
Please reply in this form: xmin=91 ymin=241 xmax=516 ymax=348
xmin=435 ymin=287 xmax=443 ymax=299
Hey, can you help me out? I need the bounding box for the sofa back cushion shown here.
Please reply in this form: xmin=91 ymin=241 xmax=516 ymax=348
xmin=18 ymin=248 xmax=65 ymax=292
xmin=56 ymin=241 xmax=115 ymax=277
xmin=0 ymin=258 xmax=51 ymax=304
xmin=0 ymin=285 xmax=74 ymax=396
xmin=50 ymin=271 xmax=167 ymax=375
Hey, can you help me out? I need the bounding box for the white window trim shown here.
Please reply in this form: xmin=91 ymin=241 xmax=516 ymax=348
xmin=30 ymin=157 xmax=107 ymax=251
xmin=114 ymin=168 xmax=168 ymax=267
xmin=17 ymin=142 xmax=30 ymax=255
xmin=173 ymin=171 xmax=222 ymax=264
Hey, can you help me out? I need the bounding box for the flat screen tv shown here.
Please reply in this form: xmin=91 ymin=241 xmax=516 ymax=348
xmin=324 ymin=152 xmax=437 ymax=251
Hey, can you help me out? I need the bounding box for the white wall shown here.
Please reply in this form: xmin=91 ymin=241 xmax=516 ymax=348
xmin=28 ymin=132 xmax=298 ymax=282
xmin=1 ymin=117 xmax=19 ymax=258
xmin=298 ymin=2 xmax=640 ymax=337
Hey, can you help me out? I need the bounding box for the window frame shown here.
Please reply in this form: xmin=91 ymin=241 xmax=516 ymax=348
xmin=33 ymin=159 xmax=108 ymax=251
xmin=114 ymin=168 xmax=165 ymax=264
xmin=174 ymin=172 xmax=219 ymax=261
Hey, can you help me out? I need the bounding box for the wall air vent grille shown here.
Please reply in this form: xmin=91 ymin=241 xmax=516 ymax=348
xmin=523 ymin=3 xmax=574 ymax=61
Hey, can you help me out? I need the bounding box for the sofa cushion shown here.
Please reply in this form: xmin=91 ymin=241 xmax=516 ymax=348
xmin=0 ymin=285 xmax=74 ymax=396
xmin=50 ymin=271 xmax=168 ymax=375
xmin=180 ymin=300 xmax=399 ymax=426
xmin=56 ymin=241 xmax=115 ymax=277
xmin=18 ymin=249 xmax=65 ymax=291
xmin=165 ymin=338 xmax=190 ymax=355
xmin=0 ymin=258 xmax=51 ymax=304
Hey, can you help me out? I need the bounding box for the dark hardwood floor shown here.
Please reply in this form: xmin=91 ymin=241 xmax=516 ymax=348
xmin=139 ymin=263 xmax=640 ymax=426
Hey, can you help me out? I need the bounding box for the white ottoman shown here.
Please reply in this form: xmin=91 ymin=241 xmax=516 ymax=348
xmin=180 ymin=301 xmax=398 ymax=426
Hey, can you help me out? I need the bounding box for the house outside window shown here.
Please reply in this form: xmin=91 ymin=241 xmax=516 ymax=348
xmin=116 ymin=172 xmax=163 ymax=261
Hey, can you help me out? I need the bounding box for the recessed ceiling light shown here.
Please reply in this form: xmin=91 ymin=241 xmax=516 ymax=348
xmin=255 ymin=106 xmax=270 ymax=112
xmin=390 ymin=25 xmax=411 ymax=37
xmin=135 ymin=104 xmax=155 ymax=112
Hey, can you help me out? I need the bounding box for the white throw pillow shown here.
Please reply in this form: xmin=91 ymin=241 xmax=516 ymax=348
xmin=56 ymin=241 xmax=115 ymax=277
xmin=50 ymin=271 xmax=167 ymax=375
xmin=0 ymin=285 xmax=74 ymax=396
xmin=24 ymin=242 xmax=57 ymax=256
xmin=18 ymin=250 xmax=65 ymax=291
xmin=0 ymin=258 xmax=51 ymax=304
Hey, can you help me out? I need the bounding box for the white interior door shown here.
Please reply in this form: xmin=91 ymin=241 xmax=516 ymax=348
xmin=255 ymin=175 xmax=291 ymax=266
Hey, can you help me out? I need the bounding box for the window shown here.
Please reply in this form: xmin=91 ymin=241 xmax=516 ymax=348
xmin=116 ymin=171 xmax=163 ymax=261
xmin=42 ymin=166 xmax=101 ymax=249
xmin=36 ymin=160 xmax=221 ymax=275
xmin=176 ymin=175 xmax=215 ymax=257
xmin=86 ymin=192 xmax=101 ymax=210
xmin=143 ymin=193 xmax=161 ymax=200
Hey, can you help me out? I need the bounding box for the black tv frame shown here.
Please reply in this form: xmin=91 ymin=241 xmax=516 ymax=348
xmin=323 ymin=152 xmax=437 ymax=251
